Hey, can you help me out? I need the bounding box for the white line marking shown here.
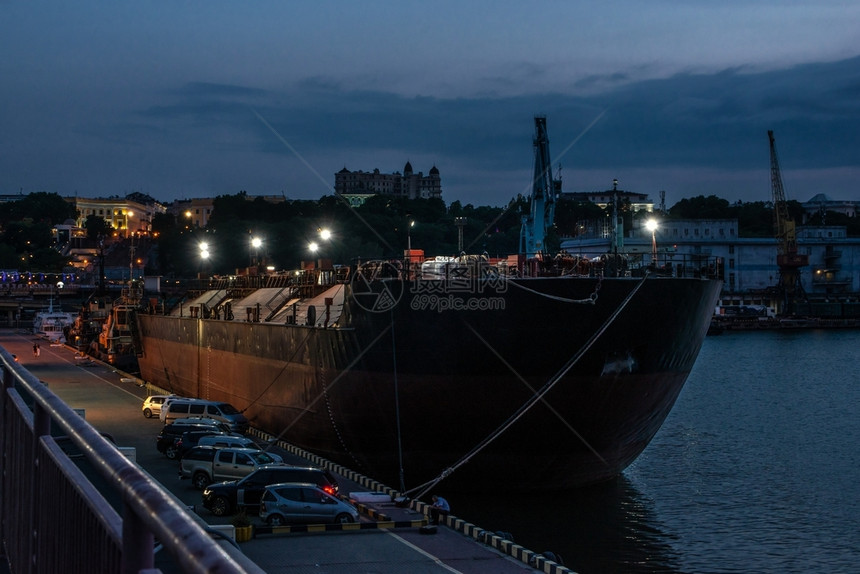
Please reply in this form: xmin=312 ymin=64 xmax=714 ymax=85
xmin=383 ymin=530 xmax=463 ymax=573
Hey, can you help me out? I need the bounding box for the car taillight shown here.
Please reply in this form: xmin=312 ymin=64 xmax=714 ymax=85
xmin=322 ymin=485 xmax=335 ymax=495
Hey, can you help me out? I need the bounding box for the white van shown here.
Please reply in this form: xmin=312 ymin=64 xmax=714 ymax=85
xmin=160 ymin=398 xmax=249 ymax=433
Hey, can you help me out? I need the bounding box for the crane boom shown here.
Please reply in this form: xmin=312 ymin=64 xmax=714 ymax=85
xmin=520 ymin=116 xmax=559 ymax=259
xmin=768 ymin=130 xmax=808 ymax=311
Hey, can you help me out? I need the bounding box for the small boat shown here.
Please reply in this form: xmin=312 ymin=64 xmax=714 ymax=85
xmin=33 ymin=297 xmax=75 ymax=343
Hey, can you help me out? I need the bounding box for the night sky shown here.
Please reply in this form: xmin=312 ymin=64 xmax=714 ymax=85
xmin=3 ymin=1 xmax=859 ymax=208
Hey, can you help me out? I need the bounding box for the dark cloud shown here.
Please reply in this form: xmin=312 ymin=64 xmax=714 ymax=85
xmin=3 ymin=56 xmax=859 ymax=207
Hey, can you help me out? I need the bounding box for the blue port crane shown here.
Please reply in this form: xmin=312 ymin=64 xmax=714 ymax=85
xmin=520 ymin=116 xmax=560 ymax=260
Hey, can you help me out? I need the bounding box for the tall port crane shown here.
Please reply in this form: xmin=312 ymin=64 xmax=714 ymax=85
xmin=768 ymin=130 xmax=808 ymax=311
xmin=520 ymin=116 xmax=560 ymax=261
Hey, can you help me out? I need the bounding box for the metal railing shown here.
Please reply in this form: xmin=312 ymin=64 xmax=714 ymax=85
xmin=0 ymin=347 xmax=264 ymax=574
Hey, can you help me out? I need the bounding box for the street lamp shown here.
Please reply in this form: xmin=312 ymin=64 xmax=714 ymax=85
xmin=407 ymin=220 xmax=415 ymax=251
xmin=251 ymin=236 xmax=262 ymax=266
xmin=199 ymin=242 xmax=210 ymax=277
xmin=309 ymin=228 xmax=332 ymax=257
xmin=645 ymin=219 xmax=658 ymax=266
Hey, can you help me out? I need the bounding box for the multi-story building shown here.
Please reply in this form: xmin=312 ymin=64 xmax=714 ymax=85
xmin=170 ymin=194 xmax=288 ymax=229
xmin=335 ymin=162 xmax=442 ymax=206
xmin=565 ymin=218 xmax=860 ymax=314
xmin=801 ymin=193 xmax=858 ymax=223
xmin=171 ymin=197 xmax=215 ymax=229
xmin=562 ymin=179 xmax=654 ymax=212
xmin=73 ymin=194 xmax=167 ymax=237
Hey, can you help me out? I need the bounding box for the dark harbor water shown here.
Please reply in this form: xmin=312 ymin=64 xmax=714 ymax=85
xmin=451 ymin=329 xmax=860 ymax=573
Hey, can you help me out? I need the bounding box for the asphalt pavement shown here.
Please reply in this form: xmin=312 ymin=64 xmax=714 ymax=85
xmin=1 ymin=329 xmax=564 ymax=573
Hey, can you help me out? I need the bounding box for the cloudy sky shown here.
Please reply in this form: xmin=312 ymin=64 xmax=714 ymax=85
xmin=2 ymin=1 xmax=859 ymax=208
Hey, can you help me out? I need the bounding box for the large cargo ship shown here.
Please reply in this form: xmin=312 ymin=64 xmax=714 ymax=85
xmin=136 ymin=266 xmax=720 ymax=492
xmin=135 ymin=118 xmax=723 ymax=491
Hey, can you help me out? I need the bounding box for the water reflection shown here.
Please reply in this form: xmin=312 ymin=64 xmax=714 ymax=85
xmin=451 ymin=475 xmax=681 ymax=574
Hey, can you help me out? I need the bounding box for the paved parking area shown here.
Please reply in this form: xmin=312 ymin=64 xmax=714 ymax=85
xmin=2 ymin=330 xmax=558 ymax=573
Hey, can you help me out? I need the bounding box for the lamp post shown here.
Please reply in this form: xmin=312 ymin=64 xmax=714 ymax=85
xmin=454 ymin=217 xmax=467 ymax=253
xmin=309 ymin=228 xmax=332 ymax=259
xmin=645 ymin=219 xmax=658 ymax=266
xmin=199 ymin=242 xmax=210 ymax=277
xmin=251 ymin=236 xmax=262 ymax=266
xmin=407 ymin=220 xmax=415 ymax=251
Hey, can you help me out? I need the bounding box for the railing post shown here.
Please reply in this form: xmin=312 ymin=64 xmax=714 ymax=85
xmin=121 ymin=500 xmax=154 ymax=574
xmin=0 ymin=362 xmax=10 ymax=562
xmin=29 ymin=401 xmax=50 ymax=574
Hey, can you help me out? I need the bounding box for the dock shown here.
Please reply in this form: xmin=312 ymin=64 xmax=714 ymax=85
xmin=0 ymin=329 xmax=573 ymax=574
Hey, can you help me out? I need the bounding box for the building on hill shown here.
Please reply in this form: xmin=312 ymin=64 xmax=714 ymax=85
xmin=801 ymin=193 xmax=858 ymax=223
xmin=74 ymin=195 xmax=167 ymax=237
xmin=562 ymin=179 xmax=654 ymax=212
xmin=335 ymin=162 xmax=442 ymax=206
xmin=171 ymin=197 xmax=215 ymax=229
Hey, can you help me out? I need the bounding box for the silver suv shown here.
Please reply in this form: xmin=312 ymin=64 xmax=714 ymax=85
xmin=259 ymin=482 xmax=359 ymax=525
xmin=179 ymin=446 xmax=283 ymax=489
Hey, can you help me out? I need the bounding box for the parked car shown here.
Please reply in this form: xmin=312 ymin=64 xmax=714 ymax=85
xmin=179 ymin=446 xmax=284 ymax=489
xmin=165 ymin=417 xmax=232 ymax=433
xmin=156 ymin=423 xmax=231 ymax=460
xmin=160 ymin=398 xmax=249 ymax=432
xmin=201 ymin=465 xmax=339 ymax=517
xmin=259 ymin=482 xmax=359 ymax=525
xmin=142 ymin=394 xmax=179 ymax=418
xmin=175 ymin=430 xmax=245 ymax=460
xmin=196 ymin=435 xmax=266 ymax=450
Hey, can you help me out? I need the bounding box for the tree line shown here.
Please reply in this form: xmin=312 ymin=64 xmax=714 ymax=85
xmin=2 ymin=191 xmax=858 ymax=276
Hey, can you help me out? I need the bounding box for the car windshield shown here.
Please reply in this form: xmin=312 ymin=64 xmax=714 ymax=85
xmin=218 ymin=403 xmax=240 ymax=415
xmin=250 ymin=452 xmax=277 ymax=465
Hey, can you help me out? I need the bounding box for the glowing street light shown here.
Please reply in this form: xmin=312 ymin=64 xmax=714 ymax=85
xmin=308 ymin=241 xmax=319 ymax=253
xmin=645 ymin=219 xmax=659 ymax=265
xmin=251 ymin=236 xmax=263 ymax=266
xmin=319 ymin=228 xmax=331 ymax=241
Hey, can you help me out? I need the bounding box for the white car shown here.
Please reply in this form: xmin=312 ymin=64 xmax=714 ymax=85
xmin=142 ymin=395 xmax=179 ymax=418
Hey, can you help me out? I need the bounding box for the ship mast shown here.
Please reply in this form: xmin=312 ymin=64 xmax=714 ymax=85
xmin=519 ymin=116 xmax=559 ymax=260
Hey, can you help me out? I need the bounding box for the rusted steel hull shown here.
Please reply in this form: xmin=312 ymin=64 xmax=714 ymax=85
xmin=136 ymin=275 xmax=721 ymax=492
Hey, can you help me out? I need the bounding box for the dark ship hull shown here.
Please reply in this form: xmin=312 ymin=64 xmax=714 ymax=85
xmin=135 ymin=271 xmax=721 ymax=492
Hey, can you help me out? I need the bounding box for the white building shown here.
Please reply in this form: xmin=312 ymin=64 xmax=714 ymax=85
xmin=563 ymin=218 xmax=860 ymax=309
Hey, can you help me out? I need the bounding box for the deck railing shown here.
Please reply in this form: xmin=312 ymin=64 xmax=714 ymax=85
xmin=0 ymin=347 xmax=264 ymax=574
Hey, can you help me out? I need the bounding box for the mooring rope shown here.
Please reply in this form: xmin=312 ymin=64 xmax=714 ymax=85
xmin=405 ymin=272 xmax=651 ymax=500
xmin=506 ymin=274 xmax=602 ymax=304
